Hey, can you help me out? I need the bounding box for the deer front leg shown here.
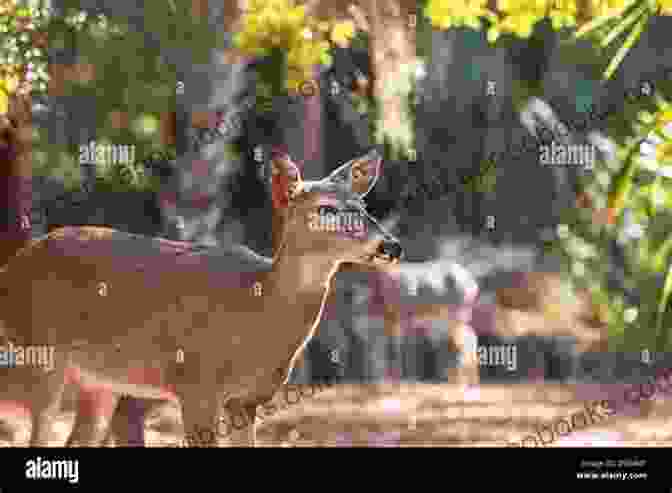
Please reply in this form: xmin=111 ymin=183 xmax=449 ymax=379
xmin=66 ymin=388 xmax=120 ymax=447
xmin=28 ymin=352 xmax=69 ymax=446
xmin=104 ymin=396 xmax=151 ymax=447
xmin=218 ymin=398 xmax=257 ymax=447
xmin=106 ymin=398 xmax=186 ymax=447
xmin=446 ymin=323 xmax=480 ymax=385
xmin=175 ymin=376 xmax=221 ymax=448
xmin=0 ymin=367 xmax=40 ymax=446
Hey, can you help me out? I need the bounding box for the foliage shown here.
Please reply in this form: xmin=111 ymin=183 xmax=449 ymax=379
xmin=234 ymin=0 xmax=419 ymax=162
xmin=425 ymin=0 xmax=672 ymax=80
xmin=0 ymin=0 xmax=49 ymax=113
xmin=424 ymin=0 xmax=672 ymax=352
xmin=91 ymin=160 xmax=160 ymax=194
xmin=550 ymin=82 xmax=672 ymax=352
xmin=234 ymin=0 xmax=357 ymax=95
xmin=1 ymin=0 xmax=177 ymax=194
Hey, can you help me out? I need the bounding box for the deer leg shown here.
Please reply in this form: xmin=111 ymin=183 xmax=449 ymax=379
xmin=105 ymin=363 xmax=187 ymax=447
xmin=388 ymin=334 xmax=405 ymax=380
xmin=457 ymin=324 xmax=480 ymax=385
xmin=105 ymin=398 xmax=184 ymax=448
xmin=0 ymin=401 xmax=29 ymax=445
xmin=104 ymin=396 xmax=150 ymax=447
xmin=441 ymin=322 xmax=480 ymax=385
xmin=66 ymin=388 xmax=119 ymax=447
xmin=0 ymin=367 xmax=36 ymax=446
xmin=28 ymin=353 xmax=69 ymax=446
xmin=384 ymin=299 xmax=404 ymax=380
xmin=175 ymin=377 xmax=221 ymax=448
xmin=218 ymin=397 xmax=257 ymax=447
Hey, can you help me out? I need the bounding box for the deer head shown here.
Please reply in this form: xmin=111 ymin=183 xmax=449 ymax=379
xmin=271 ymin=149 xmax=402 ymax=267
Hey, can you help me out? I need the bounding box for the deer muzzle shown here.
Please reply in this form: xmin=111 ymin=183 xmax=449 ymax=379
xmin=376 ymin=238 xmax=403 ymax=262
xmin=364 ymin=213 xmax=402 ymax=263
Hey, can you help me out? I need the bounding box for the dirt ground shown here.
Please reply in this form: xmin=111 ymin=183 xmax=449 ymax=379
xmin=2 ymin=383 xmax=671 ymax=447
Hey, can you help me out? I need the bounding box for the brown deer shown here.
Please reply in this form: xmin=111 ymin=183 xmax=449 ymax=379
xmin=267 ymin=149 xmax=480 ymax=384
xmin=0 ymin=150 xmax=375 ymax=448
xmin=0 ymin=90 xmax=40 ymax=445
xmin=0 ymin=149 xmax=402 ymax=447
xmin=86 ymin=189 xmax=608 ymax=447
xmin=102 ymin=163 xmax=482 ymax=447
xmin=268 ymin=148 xmax=480 ymax=383
xmin=95 ymin=149 xmax=407 ymax=447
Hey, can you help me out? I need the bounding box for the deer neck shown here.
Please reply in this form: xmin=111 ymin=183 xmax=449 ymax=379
xmin=261 ymin=240 xmax=340 ymax=355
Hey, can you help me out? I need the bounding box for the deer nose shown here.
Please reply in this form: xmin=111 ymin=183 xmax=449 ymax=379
xmin=377 ymin=238 xmax=403 ymax=261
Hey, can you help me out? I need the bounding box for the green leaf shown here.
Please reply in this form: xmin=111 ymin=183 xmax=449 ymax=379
xmin=574 ymin=0 xmax=640 ymax=39
xmin=653 ymin=234 xmax=672 ymax=272
xmin=656 ymin=261 xmax=672 ymax=351
xmin=574 ymin=13 xmax=618 ymax=39
xmin=319 ymin=52 xmax=333 ymax=67
xmin=602 ymin=12 xmax=650 ymax=81
xmin=600 ymin=3 xmax=648 ymax=48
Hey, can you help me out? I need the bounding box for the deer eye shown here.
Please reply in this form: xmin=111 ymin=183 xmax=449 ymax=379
xmin=288 ymin=182 xmax=304 ymax=200
xmin=318 ymin=205 xmax=339 ymax=215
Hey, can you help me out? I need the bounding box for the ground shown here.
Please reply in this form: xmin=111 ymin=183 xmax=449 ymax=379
xmin=1 ymin=383 xmax=671 ymax=447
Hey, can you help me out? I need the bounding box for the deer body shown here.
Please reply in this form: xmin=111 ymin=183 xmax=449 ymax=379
xmin=0 ymin=150 xmax=400 ymax=446
xmin=1 ymin=227 xmax=338 ymax=442
xmin=5 ymin=226 xmax=333 ymax=393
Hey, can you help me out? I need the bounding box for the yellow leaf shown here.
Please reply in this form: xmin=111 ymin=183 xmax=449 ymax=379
xmin=330 ymin=20 xmax=355 ymax=47
xmin=0 ymin=88 xmax=9 ymax=115
xmin=659 ymin=0 xmax=672 ymax=15
xmin=657 ymin=140 xmax=672 ymax=163
xmin=657 ymin=109 xmax=672 ymax=128
xmin=3 ymin=74 xmax=19 ymax=94
xmin=287 ymin=5 xmax=306 ymax=28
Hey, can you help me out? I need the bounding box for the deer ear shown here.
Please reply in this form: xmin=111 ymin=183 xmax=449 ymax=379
xmin=271 ymin=150 xmax=303 ymax=209
xmin=327 ymin=150 xmax=382 ymax=198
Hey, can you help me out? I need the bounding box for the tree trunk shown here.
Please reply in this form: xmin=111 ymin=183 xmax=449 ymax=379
xmin=366 ymin=0 xmax=416 ymax=141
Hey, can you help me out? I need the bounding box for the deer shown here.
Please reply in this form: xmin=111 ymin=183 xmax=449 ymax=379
xmin=0 ymin=148 xmax=402 ymax=447
xmin=265 ymin=148 xmax=481 ymax=385
xmin=102 ymin=262 xmax=481 ymax=447
xmin=0 ymin=90 xmax=46 ymax=445
xmin=101 ymin=150 xmax=484 ymax=447
xmin=0 ymin=91 xmax=119 ymax=446
xmin=97 ymin=185 xmax=607 ymax=446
